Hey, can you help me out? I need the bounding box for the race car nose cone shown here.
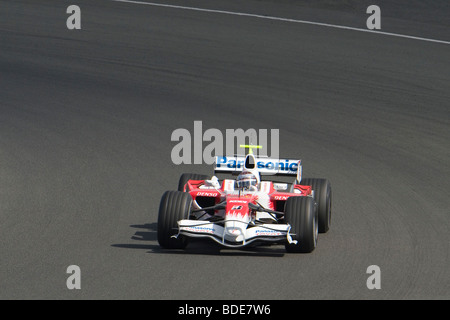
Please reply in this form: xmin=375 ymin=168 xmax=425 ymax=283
xmin=224 ymin=227 xmax=244 ymax=242
xmin=227 ymin=227 xmax=240 ymax=234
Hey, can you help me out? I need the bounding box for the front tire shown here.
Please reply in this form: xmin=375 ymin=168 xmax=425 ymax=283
xmin=157 ymin=191 xmax=193 ymax=249
xmin=284 ymin=196 xmax=318 ymax=253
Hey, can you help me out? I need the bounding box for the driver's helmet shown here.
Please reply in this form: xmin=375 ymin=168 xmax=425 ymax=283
xmin=236 ymin=170 xmax=258 ymax=190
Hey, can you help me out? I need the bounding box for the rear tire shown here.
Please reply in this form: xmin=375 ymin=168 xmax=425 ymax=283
xmin=300 ymin=178 xmax=332 ymax=233
xmin=178 ymin=173 xmax=210 ymax=192
xmin=157 ymin=191 xmax=193 ymax=249
xmin=284 ymin=196 xmax=318 ymax=253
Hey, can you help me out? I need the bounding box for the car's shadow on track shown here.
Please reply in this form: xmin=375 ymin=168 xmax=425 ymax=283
xmin=111 ymin=223 xmax=286 ymax=257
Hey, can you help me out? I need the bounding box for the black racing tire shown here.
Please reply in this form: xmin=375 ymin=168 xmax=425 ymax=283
xmin=157 ymin=191 xmax=193 ymax=249
xmin=178 ymin=173 xmax=210 ymax=192
xmin=300 ymin=178 xmax=332 ymax=233
xmin=284 ymin=196 xmax=318 ymax=253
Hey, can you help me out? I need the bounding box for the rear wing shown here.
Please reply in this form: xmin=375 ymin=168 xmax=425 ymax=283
xmin=214 ymin=156 xmax=301 ymax=176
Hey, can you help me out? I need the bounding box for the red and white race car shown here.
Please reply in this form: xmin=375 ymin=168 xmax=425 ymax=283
xmin=157 ymin=154 xmax=331 ymax=253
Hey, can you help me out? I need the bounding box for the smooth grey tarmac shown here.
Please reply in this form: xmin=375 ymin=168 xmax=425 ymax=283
xmin=0 ymin=0 xmax=449 ymax=299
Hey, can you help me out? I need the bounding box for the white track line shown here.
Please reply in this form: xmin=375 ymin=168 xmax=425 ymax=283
xmin=111 ymin=0 xmax=450 ymax=45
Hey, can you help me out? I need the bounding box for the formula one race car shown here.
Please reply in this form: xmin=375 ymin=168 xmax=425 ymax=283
xmin=157 ymin=153 xmax=331 ymax=253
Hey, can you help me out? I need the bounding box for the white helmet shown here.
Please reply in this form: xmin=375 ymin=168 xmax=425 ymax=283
xmin=236 ymin=170 xmax=259 ymax=190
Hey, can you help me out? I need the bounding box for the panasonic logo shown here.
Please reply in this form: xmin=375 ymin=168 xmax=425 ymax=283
xmin=184 ymin=226 xmax=215 ymax=234
xmin=216 ymin=156 xmax=298 ymax=172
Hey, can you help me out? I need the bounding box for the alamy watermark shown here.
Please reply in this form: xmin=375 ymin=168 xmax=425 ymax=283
xmin=65 ymin=4 xmax=381 ymax=31
xmin=171 ymin=121 xmax=279 ymax=165
xmin=366 ymin=5 xmax=381 ymax=30
xmin=66 ymin=265 xmax=81 ymax=290
xmin=366 ymin=265 xmax=381 ymax=290
xmin=66 ymin=5 xmax=81 ymax=30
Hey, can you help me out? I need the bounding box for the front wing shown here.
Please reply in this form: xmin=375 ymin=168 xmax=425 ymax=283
xmin=174 ymin=220 xmax=297 ymax=248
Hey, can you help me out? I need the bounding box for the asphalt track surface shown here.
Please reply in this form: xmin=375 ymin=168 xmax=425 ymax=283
xmin=0 ymin=0 xmax=449 ymax=299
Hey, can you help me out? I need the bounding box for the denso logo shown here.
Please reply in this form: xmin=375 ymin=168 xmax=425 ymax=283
xmin=196 ymin=192 xmax=219 ymax=197
xmin=273 ymin=195 xmax=291 ymax=200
